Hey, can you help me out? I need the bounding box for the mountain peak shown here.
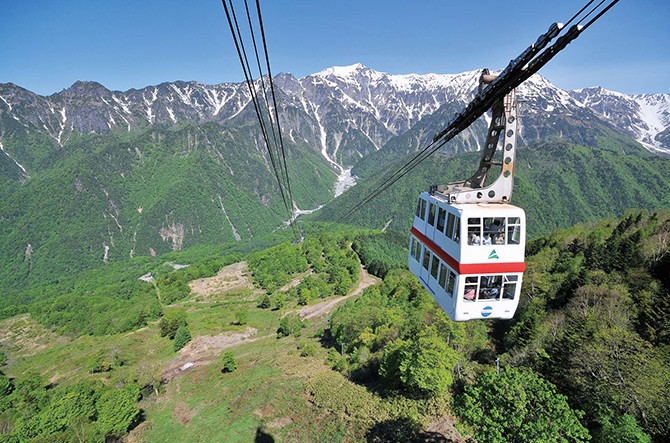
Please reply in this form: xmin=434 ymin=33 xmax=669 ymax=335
xmin=58 ymin=80 xmax=110 ymax=97
xmin=313 ymin=63 xmax=376 ymax=79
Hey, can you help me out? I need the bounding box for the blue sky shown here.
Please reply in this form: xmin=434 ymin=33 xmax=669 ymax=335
xmin=1 ymin=0 xmax=668 ymax=96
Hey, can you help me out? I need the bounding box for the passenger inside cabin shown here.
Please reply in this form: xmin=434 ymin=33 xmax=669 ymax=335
xmin=479 ymin=286 xmax=499 ymax=300
xmin=484 ymin=218 xmax=505 ymax=245
xmin=464 ymin=288 xmax=476 ymax=300
xmin=468 ymin=231 xmax=480 ymax=245
xmin=478 ymin=276 xmax=502 ymax=300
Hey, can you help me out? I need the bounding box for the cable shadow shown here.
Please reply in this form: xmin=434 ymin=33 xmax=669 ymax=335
xmin=255 ymin=427 xmax=275 ymax=443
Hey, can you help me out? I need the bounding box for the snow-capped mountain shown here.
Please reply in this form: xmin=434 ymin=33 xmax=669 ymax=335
xmin=570 ymin=87 xmax=670 ymax=154
xmin=1 ymin=63 xmax=669 ymax=179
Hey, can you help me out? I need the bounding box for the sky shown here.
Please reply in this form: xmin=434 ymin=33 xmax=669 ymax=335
xmin=1 ymin=0 xmax=668 ymax=96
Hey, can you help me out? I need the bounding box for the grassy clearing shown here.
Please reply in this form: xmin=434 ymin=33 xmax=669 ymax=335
xmin=136 ymin=336 xmax=306 ymax=442
xmin=0 ymin=315 xmax=174 ymax=387
xmin=133 ymin=314 xmax=449 ymax=443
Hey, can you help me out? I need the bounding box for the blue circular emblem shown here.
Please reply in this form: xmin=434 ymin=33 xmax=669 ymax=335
xmin=481 ymin=306 xmax=493 ymax=317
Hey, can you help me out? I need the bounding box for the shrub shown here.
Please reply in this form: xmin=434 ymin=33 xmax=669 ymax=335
xmin=299 ymin=342 xmax=317 ymax=357
xmin=86 ymin=350 xmax=112 ymax=374
xmin=326 ymin=348 xmax=349 ymax=372
xmin=234 ymin=310 xmax=248 ymax=325
xmin=96 ymin=384 xmax=141 ymax=438
xmin=274 ymin=293 xmax=285 ymax=310
xmin=221 ymin=352 xmax=237 ymax=373
xmin=159 ymin=308 xmax=187 ymax=339
xmin=0 ymin=374 xmax=11 ymax=397
xmin=277 ymin=313 xmax=304 ymax=338
xmin=258 ymin=295 xmax=271 ymax=309
xmin=173 ymin=326 xmax=192 ymax=352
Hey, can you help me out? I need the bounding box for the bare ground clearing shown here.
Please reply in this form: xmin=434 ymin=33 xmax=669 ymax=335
xmin=188 ymin=261 xmax=254 ymax=297
xmin=423 ymin=415 xmax=468 ymax=442
xmin=160 ymin=326 xmax=266 ymax=382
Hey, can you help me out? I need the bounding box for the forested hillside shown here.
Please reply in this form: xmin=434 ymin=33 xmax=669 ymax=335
xmin=0 ymin=123 xmax=336 ymax=298
xmin=322 ymin=210 xmax=670 ymax=442
xmin=317 ymin=141 xmax=670 ymax=237
xmin=499 ymin=210 xmax=670 ymax=440
xmin=3 ymin=70 xmax=670 ymax=310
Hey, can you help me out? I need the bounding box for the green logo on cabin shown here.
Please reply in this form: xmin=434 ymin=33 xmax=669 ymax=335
xmin=488 ymin=250 xmax=499 ymax=260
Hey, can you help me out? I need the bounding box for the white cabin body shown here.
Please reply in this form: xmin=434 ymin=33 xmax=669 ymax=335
xmin=408 ymin=192 xmax=526 ymax=321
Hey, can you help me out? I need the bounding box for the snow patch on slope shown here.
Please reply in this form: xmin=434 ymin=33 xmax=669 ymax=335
xmin=0 ymin=140 xmax=30 ymax=179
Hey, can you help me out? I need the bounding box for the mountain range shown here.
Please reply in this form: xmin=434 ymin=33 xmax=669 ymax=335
xmin=1 ymin=63 xmax=669 ymax=296
xmin=2 ymin=63 xmax=669 ymax=176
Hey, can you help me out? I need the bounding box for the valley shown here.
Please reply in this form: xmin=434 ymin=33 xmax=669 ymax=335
xmin=0 ymin=64 xmax=669 ymax=442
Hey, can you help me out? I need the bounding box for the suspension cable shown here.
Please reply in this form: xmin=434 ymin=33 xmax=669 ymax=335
xmin=254 ymin=0 xmax=295 ymax=213
xmin=221 ymin=0 xmax=299 ymax=238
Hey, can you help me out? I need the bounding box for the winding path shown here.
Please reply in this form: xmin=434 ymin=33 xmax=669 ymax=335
xmin=162 ymin=263 xmax=379 ymax=382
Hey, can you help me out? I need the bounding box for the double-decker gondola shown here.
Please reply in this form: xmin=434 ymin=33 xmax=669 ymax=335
xmin=409 ymin=75 xmax=526 ymax=321
xmin=409 ymin=194 xmax=525 ymax=321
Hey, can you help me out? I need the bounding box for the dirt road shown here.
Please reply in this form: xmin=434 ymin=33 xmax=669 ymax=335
xmin=296 ymin=268 xmax=379 ymax=320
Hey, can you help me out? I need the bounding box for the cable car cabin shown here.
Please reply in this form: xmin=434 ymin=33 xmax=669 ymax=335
xmin=408 ymin=192 xmax=526 ymax=321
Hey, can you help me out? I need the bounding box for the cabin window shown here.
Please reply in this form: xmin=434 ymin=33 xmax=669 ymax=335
xmin=483 ymin=217 xmax=506 ymax=245
xmin=413 ymin=238 xmax=422 ymax=261
xmin=422 ymin=248 xmax=431 ymax=270
xmin=447 ymin=270 xmax=456 ymax=295
xmin=437 ymin=208 xmax=446 ymax=232
xmin=507 ymin=217 xmax=522 ymax=244
xmin=438 ymin=263 xmax=447 ymax=289
xmin=453 ymin=218 xmax=461 ymax=244
xmin=446 ymin=213 xmax=455 ymax=239
xmin=427 ymin=203 xmax=436 ymax=226
xmin=467 ymin=218 xmax=482 ymax=245
xmin=416 ymin=199 xmax=427 ymax=220
xmin=430 ymin=255 xmax=440 ymax=279
xmin=479 ymin=275 xmax=503 ymax=300
xmin=409 ymin=237 xmax=419 ymax=262
xmin=469 ymin=216 xmax=521 ymax=246
xmin=502 ymin=275 xmax=518 ymax=300
xmin=462 ymin=274 xmax=518 ymax=301
xmin=464 ymin=276 xmax=478 ymax=301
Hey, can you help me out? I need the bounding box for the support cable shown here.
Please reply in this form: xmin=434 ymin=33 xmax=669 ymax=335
xmin=254 ymin=0 xmax=295 ymax=214
xmin=242 ymin=0 xmax=283 ymax=183
xmin=221 ymin=0 xmax=298 ymax=237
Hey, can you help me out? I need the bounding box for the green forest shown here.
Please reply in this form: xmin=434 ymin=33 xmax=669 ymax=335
xmin=0 ymin=209 xmax=668 ymax=442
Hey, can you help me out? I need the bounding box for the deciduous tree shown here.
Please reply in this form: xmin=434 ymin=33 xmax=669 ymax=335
xmin=455 ymin=366 xmax=590 ymax=443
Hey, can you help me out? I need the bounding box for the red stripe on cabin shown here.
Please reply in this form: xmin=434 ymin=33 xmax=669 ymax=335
xmin=410 ymin=226 xmax=526 ymax=274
